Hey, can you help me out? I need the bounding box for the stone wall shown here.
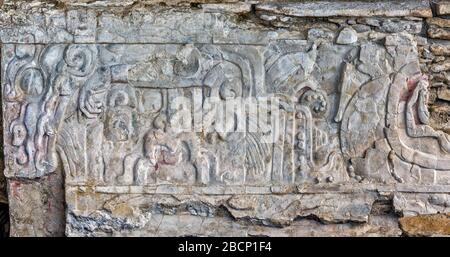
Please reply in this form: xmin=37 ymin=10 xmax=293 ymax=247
xmin=1 ymin=0 xmax=450 ymax=237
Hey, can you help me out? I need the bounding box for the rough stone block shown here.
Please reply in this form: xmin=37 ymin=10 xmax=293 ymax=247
xmin=427 ymin=18 xmax=450 ymax=39
xmin=399 ymin=213 xmax=450 ymax=236
xmin=434 ymin=1 xmax=450 ymax=16
xmin=256 ymin=1 xmax=432 ymax=18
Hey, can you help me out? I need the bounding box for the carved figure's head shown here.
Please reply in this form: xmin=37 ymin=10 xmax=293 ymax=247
xmin=11 ymin=123 xmax=26 ymax=146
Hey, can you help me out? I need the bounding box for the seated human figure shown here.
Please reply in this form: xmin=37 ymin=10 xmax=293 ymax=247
xmin=121 ymin=129 xmax=196 ymax=185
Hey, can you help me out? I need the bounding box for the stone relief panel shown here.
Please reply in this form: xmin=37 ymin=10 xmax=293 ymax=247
xmin=4 ymin=36 xmax=449 ymax=188
xmin=2 ymin=1 xmax=450 ymax=236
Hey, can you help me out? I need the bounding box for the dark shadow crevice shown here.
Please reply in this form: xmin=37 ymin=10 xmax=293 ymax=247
xmin=0 ymin=203 xmax=9 ymax=237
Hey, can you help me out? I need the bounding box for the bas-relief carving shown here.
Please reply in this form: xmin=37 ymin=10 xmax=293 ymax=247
xmin=3 ymin=29 xmax=450 ymax=235
xmin=3 ymin=34 xmax=450 ymax=188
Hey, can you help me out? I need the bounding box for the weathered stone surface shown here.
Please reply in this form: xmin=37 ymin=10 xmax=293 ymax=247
xmin=7 ymin=172 xmax=65 ymax=236
xmin=438 ymin=87 xmax=450 ymax=101
xmin=336 ymin=27 xmax=358 ymax=44
xmin=431 ymin=60 xmax=450 ymax=72
xmin=63 ymin=0 xmax=240 ymax=8
xmin=2 ymin=1 xmax=450 ymax=237
xmin=430 ymin=43 xmax=450 ymax=56
xmin=427 ymin=18 xmax=450 ymax=39
xmin=399 ymin=213 xmax=450 ymax=236
xmin=66 ymin=191 xmax=382 ymax=236
xmin=393 ymin=193 xmax=450 ymax=217
xmin=256 ymin=1 xmax=432 ymax=18
xmin=200 ymin=3 xmax=252 ymax=14
xmin=67 ymin=212 xmax=402 ymax=237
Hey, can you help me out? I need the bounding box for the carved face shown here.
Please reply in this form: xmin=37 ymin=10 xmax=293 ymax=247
xmin=105 ymin=108 xmax=134 ymax=142
xmin=142 ymin=90 xmax=163 ymax=113
xmin=11 ymin=123 xmax=26 ymax=146
xmin=173 ymin=46 xmax=200 ymax=77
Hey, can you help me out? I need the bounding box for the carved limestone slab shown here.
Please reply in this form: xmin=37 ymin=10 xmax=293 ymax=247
xmin=1 ymin=3 xmax=450 ymax=236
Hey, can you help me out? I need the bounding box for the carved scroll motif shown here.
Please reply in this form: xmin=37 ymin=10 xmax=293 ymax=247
xmin=386 ymin=73 xmax=450 ymax=170
xmin=3 ymin=44 xmax=98 ymax=178
xmin=3 ymin=35 xmax=450 ymax=187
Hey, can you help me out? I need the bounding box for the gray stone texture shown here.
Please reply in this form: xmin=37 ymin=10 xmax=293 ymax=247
xmin=1 ymin=0 xmax=450 ymax=237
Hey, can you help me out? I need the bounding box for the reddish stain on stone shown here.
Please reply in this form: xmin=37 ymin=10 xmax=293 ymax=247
xmin=10 ymin=181 xmax=22 ymax=201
